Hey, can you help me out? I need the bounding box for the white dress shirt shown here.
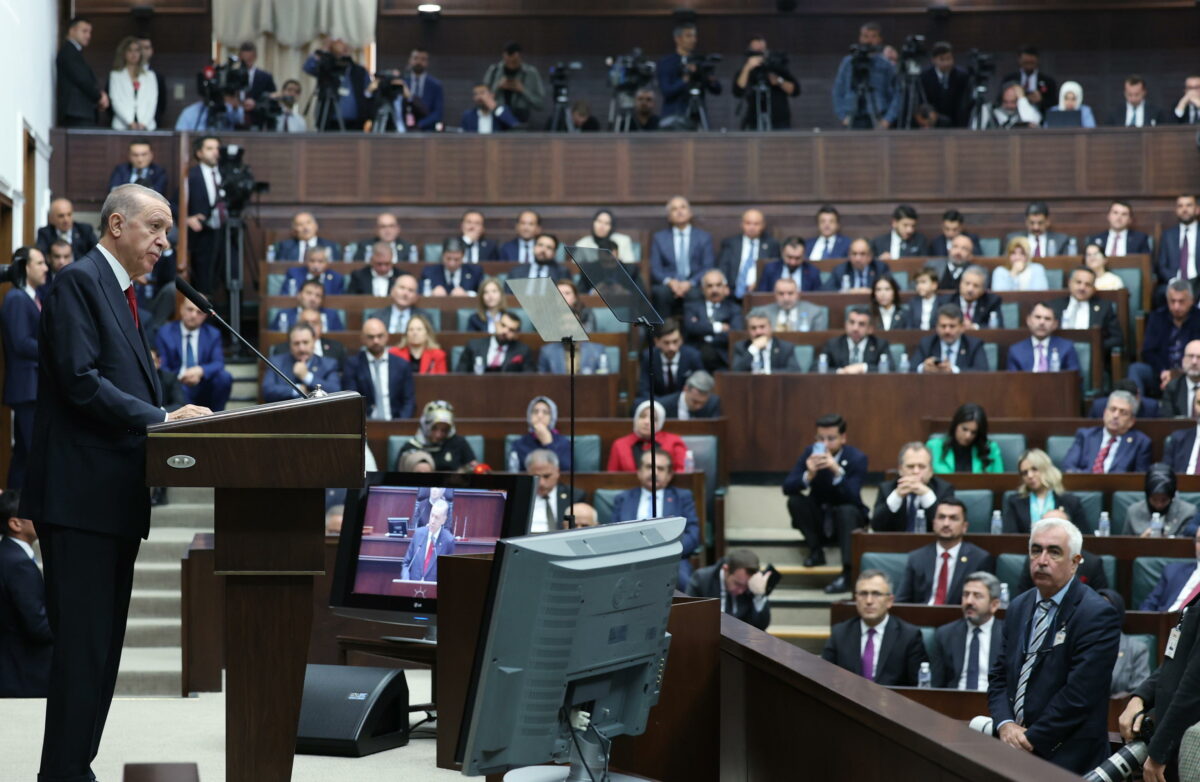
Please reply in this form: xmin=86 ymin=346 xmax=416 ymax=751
xmin=1188 ymin=381 xmax=1200 ymax=423
xmin=1180 ymin=223 xmax=1198 ymax=279
xmin=276 ymin=111 xmax=308 ymax=132
xmin=1105 ymin=229 xmax=1128 ymax=257
xmin=675 ymin=393 xmax=692 ymax=420
xmin=636 ymin=488 xmax=666 ymax=520
xmin=662 ymin=352 xmax=680 ymax=386
xmin=1186 ymin=424 xmax=1200 ymax=477
xmin=23 ymin=284 xmax=38 ymax=303
xmin=810 ymin=236 xmax=835 ymax=261
xmin=957 ymin=616 xmax=995 ymax=691
xmin=518 ymin=239 xmax=535 ymax=264
xmin=96 ymin=244 xmax=170 ymax=422
xmin=918 ymin=296 xmax=936 ymax=330
xmin=672 ymin=226 xmax=692 ymax=279
xmin=371 ymin=270 xmax=392 ymax=298
xmin=747 ymin=340 xmax=773 ymax=375
xmin=485 ymin=336 xmax=508 ymax=367
xmin=845 ymin=336 xmax=867 ymax=364
xmin=1026 ymin=233 xmax=1049 ymax=257
xmin=530 ymin=491 xmax=557 ymax=533
xmin=12 ymin=537 xmax=35 ymax=561
xmin=1171 ymin=566 xmax=1200 ymax=611
xmin=1099 ymin=431 xmax=1121 ymax=473
xmin=877 ymin=305 xmax=897 ymax=330
xmin=199 ymin=162 xmax=220 ymax=215
xmin=884 ymin=485 xmax=938 ymax=513
xmin=889 ymin=230 xmax=903 ymax=258
xmin=738 ymin=236 xmax=760 ymax=289
xmin=1063 ymin=298 xmax=1090 ymax=330
xmin=917 ymin=338 xmax=962 ymax=374
xmin=388 ymin=306 xmax=412 ymax=334
xmin=1126 ymin=102 xmax=1145 ymax=128
xmin=462 ymin=234 xmax=480 ymax=263
xmin=475 ymin=109 xmax=494 ymax=134
xmin=859 ymin=615 xmax=889 ymax=675
xmin=927 ymin=542 xmax=962 ymax=605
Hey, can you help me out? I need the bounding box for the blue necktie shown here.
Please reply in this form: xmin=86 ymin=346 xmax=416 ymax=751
xmin=966 ymin=626 xmax=981 ymax=690
xmin=906 ymin=496 xmax=918 ymax=532
xmin=676 ymin=230 xmax=690 ymax=280
xmin=185 ymin=333 xmax=196 ymax=369
xmin=735 ymin=239 xmax=758 ymax=298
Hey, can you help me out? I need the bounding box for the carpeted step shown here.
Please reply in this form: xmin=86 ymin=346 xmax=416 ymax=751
xmin=115 ymin=647 xmax=182 ymax=696
xmin=125 ymin=617 xmax=181 ymax=647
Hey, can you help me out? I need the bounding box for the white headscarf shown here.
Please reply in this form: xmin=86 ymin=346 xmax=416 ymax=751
xmin=633 ymin=399 xmax=666 ymax=435
xmin=1057 ymin=81 xmax=1084 ymax=111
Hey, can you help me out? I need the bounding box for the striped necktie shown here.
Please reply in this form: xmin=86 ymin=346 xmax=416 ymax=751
xmin=1013 ymin=599 xmax=1054 ymax=725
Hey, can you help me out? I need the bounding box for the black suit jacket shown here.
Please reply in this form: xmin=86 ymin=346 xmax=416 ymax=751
xmin=0 ymin=536 xmax=53 ymax=697
xmin=933 ymin=617 xmax=1005 ymax=689
xmin=1083 ymin=229 xmax=1152 ymax=258
xmin=35 ymin=222 xmax=98 ymax=260
xmin=1164 ymin=426 xmax=1200 ymax=474
xmin=869 ymin=476 xmax=957 ymax=532
xmin=1046 ymin=295 xmax=1123 ymax=353
xmin=820 ymin=334 xmax=890 ymax=372
xmin=349 ymin=237 xmax=415 ymax=263
xmin=896 ymin=541 xmax=994 ymax=604
xmin=108 ymin=163 xmax=170 ymax=199
xmin=911 ymin=333 xmax=990 ymax=372
xmin=455 ymin=337 xmax=533 ymax=373
xmin=716 ymin=235 xmax=782 ymax=295
xmin=1104 ymin=102 xmax=1168 ymax=127
xmin=821 ymin=614 xmax=927 ymax=686
xmin=935 ymin=292 xmax=1004 ymax=328
xmin=826 ymin=259 xmax=891 ymax=290
xmin=930 ymin=234 xmax=983 ymax=258
xmin=347 ymin=266 xmax=399 ymax=296
xmin=920 ymin=65 xmax=970 ymax=127
xmin=868 ymin=232 xmax=929 ymax=258
xmin=1001 ymin=70 xmax=1058 ymax=110
xmin=686 ymin=560 xmax=770 ymax=631
xmin=20 ymin=249 xmax=164 ymax=539
xmin=637 ymin=345 xmax=704 ymax=401
xmin=56 ymin=40 xmax=101 ymax=123
xmin=1134 ymin=593 xmax=1200 ymax=765
xmin=1162 ymin=374 xmax=1199 ymax=418
xmin=683 ymin=299 xmax=744 ymax=361
xmin=1001 ymin=491 xmax=1091 ymax=535
xmin=343 ymin=350 xmax=416 ymax=419
xmin=731 ymin=338 xmax=800 ymax=373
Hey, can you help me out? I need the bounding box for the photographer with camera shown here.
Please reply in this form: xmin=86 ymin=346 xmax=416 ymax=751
xmin=236 ymin=41 xmax=276 ymax=111
xmin=271 ymin=80 xmax=306 ymax=132
xmin=920 ymin=42 xmax=969 ymax=127
xmin=303 ymin=37 xmax=370 ymax=131
xmin=482 ymin=42 xmax=545 ymax=125
xmin=175 ymin=59 xmax=247 ymax=131
xmin=658 ymin=22 xmax=722 ymax=130
xmin=365 ymin=69 xmax=428 ymax=133
xmin=832 ymin=22 xmax=900 ymax=130
xmin=732 ymin=36 xmax=798 ymax=131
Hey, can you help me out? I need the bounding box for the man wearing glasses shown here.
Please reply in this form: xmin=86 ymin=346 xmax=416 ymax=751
xmin=820 ymin=569 xmax=926 ymax=686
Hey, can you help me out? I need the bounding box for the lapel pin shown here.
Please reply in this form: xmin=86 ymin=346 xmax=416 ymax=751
xmin=960 ymin=556 xmax=968 ymax=563
xmin=1126 ymin=436 xmax=1133 ymax=443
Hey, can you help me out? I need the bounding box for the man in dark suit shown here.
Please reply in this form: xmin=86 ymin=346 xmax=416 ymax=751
xmin=896 ymin=499 xmax=994 ymax=604
xmin=871 ymin=442 xmax=956 ymax=532
xmin=1130 ymin=279 xmax=1200 ymax=397
xmin=303 ymin=39 xmax=371 ymax=130
xmin=807 ymin=205 xmax=850 ymax=262
xmin=683 ymin=269 xmax=744 ymax=372
xmin=1001 ymin=46 xmax=1058 ymax=116
xmin=343 ymin=318 xmax=415 ymax=420
xmin=269 ymin=308 xmax=348 ymax=375
xmin=783 ymin=413 xmax=868 ymax=592
xmin=820 ymin=305 xmax=889 ymax=374
xmin=0 ymin=489 xmax=53 ymax=697
xmin=657 ymin=21 xmax=721 ymax=125
xmin=732 ymin=308 xmax=799 ymax=373
xmin=263 ymin=322 xmax=342 ymax=401
xmin=409 ymin=487 xmax=455 ymax=532
xmin=1084 ymin=200 xmax=1153 ymax=259
xmin=406 ymin=48 xmax=443 ymax=130
xmin=56 ymin=17 xmax=107 ymax=126
xmin=920 ymin=42 xmax=969 ymax=127
xmin=348 ymin=243 xmax=401 ymax=297
xmin=717 ymin=209 xmax=781 ymax=301
xmin=269 ymin=279 xmax=345 ymax=332
xmin=154 ymin=299 xmax=233 ymax=412
xmin=685 ymin=549 xmax=771 ymax=631
xmin=1103 ymin=75 xmax=1167 ymax=127
xmin=270 ymin=212 xmax=341 ymax=263
xmin=988 ymin=515 xmax=1121 ymax=774
xmin=2 ymin=248 xmax=47 ymax=489
xmin=525 ymin=449 xmax=585 ymax=532
xmin=185 ymin=135 xmax=225 ymax=295
xmin=21 ymin=185 xmax=210 ymax=781
xmin=929 ymin=210 xmax=983 ymax=259
xmin=107 ymin=138 xmax=169 ymax=198
xmin=934 ymin=571 xmax=1005 ymax=691
xmin=1048 ymin=266 xmax=1123 ymax=354
xmin=611 ymin=447 xmax=701 ymax=588
xmin=420 ymin=237 xmax=483 ymax=295
xmin=636 ymin=318 xmax=704 ymax=401
xmin=914 ymin=303 xmax=991 ymax=373
xmin=755 ymin=236 xmax=822 ymax=294
xmin=460 ymin=84 xmax=519 ymax=133
xmin=661 ymin=370 xmax=722 ymax=419
xmin=1162 ymin=340 xmax=1200 ymax=417
xmin=456 ymin=310 xmax=532 ymax=373
xmin=459 ymin=209 xmax=501 ymax=263
xmin=1164 ymin=395 xmax=1200 ymax=474
xmin=649 ymin=195 xmax=715 ymax=316
xmin=499 ymin=210 xmax=542 ymax=262
xmin=827 ymin=238 xmax=890 ymax=292
xmin=400 ymin=500 xmax=455 ymax=582
xmin=237 ymin=41 xmax=277 ymax=104
xmin=1155 ymin=195 xmax=1199 ymax=291
xmin=869 ymin=205 xmax=929 ymax=261
xmin=282 ymin=246 xmax=344 ymax=296
xmin=1061 ymin=390 xmax=1152 ymax=473
xmin=1139 ymin=530 xmax=1200 ymax=610
xmin=936 ymin=265 xmax=1003 ymax=329
xmin=366 ymin=274 xmax=436 ymax=336
xmin=1173 ymin=75 xmax=1200 ymax=125
xmin=506 ymin=233 xmax=569 ymax=282
xmin=1090 ymin=380 xmax=1161 ymax=419
xmin=821 ymin=569 xmax=927 ymax=686
xmin=35 ymin=198 xmax=98 ymax=260
xmin=1005 ymin=303 xmax=1081 ymax=373
xmin=1002 ymin=201 xmax=1071 ymax=259
xmin=347 ymin=212 xmax=414 ymax=263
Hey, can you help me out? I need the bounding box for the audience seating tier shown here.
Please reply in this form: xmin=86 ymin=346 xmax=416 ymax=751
xmin=923 ymin=418 xmax=1195 ymax=466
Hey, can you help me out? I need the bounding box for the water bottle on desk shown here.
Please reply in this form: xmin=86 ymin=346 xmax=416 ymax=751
xmin=1097 ymin=511 xmax=1111 ymax=537
xmin=918 ymin=662 xmax=932 ymax=689
xmin=841 ymin=274 xmax=851 ymax=292
xmin=473 ymin=356 xmax=485 ymax=375
xmin=684 ymin=449 xmax=695 ymax=473
xmin=1049 ymin=348 xmax=1061 ymax=372
xmin=816 ymin=353 xmax=829 ymax=374
xmin=990 ymin=510 xmax=1003 ymax=535
xmin=876 ymin=353 xmax=890 ymax=374
xmin=897 ymin=352 xmax=910 ymax=374
xmin=797 ymin=310 xmax=810 ymax=332
xmin=508 ymin=450 xmax=521 ymax=473
xmin=913 ymin=508 xmax=926 ymax=533
xmin=1066 ymin=236 xmax=1078 ymax=255
xmin=999 ymin=583 xmax=1010 ymax=609
xmin=1151 ymin=512 xmax=1164 ymax=537
xmin=266 ymin=243 xmax=276 ymax=262
xmin=409 ymin=244 xmax=419 ymax=262
xmin=987 ymin=310 xmax=1000 ymax=329
xmin=596 ymin=352 xmax=609 ymax=375
xmin=422 ymin=277 xmax=432 ymax=296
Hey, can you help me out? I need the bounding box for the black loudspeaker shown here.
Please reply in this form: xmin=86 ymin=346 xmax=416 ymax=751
xmin=295 ymin=664 xmax=410 ymax=757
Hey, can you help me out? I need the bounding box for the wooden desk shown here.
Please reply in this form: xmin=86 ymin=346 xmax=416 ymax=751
xmin=406 ymin=374 xmax=620 ymax=418
xmin=923 ymin=417 xmax=1193 ymax=463
xmin=925 ymin=472 xmax=1200 ymax=495
xmin=890 ymin=687 xmax=1132 ymax=739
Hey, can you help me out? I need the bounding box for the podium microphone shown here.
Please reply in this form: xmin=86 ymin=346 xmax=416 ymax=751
xmin=175 ymin=277 xmax=313 ymax=400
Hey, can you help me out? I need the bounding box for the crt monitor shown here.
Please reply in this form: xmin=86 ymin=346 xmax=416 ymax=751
xmin=329 ymin=471 xmax=535 ymax=640
xmin=456 ymin=516 xmax=685 ymax=779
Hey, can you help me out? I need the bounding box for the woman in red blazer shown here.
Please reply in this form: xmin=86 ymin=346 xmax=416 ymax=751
xmin=607 ymin=399 xmax=688 ymax=472
xmin=389 ymin=313 xmax=448 ymax=374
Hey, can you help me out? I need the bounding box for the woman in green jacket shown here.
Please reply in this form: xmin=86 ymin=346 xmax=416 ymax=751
xmin=927 ymin=403 xmax=1004 ymax=474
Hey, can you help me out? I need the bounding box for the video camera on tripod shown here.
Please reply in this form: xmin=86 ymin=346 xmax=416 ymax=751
xmin=547 ymin=61 xmax=583 ymax=132
xmin=607 ymin=49 xmax=656 ymax=94
xmin=745 ymin=49 xmax=790 ymax=86
xmin=898 ymin=35 xmax=927 ymax=77
xmin=312 ymin=49 xmax=353 ymax=86
xmin=687 ymin=54 xmax=722 ymax=86
xmin=217 ymin=145 xmax=269 ymax=218
xmin=196 ymin=57 xmax=249 ymax=127
xmin=966 ymin=49 xmax=997 ymax=129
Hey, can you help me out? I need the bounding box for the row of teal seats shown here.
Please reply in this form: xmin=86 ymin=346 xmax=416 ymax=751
xmin=265 ymin=304 xmax=628 ymax=333
xmin=912 ymin=487 xmax=1200 ymax=532
xmin=325 ymin=240 xmax=646 ymax=265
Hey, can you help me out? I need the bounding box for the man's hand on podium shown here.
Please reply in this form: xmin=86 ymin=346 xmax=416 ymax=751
xmin=167 ymin=404 xmax=213 ymax=422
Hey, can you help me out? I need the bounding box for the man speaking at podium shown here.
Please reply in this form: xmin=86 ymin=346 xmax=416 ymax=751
xmin=21 ymin=183 xmax=211 ymax=782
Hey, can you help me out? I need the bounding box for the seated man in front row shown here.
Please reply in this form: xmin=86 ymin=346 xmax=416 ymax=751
xmin=419 ymin=236 xmax=482 ymax=296
xmin=871 ymin=441 xmax=956 ymax=532
xmin=1139 ymin=525 xmax=1200 ymax=611
xmin=269 ymin=279 xmax=344 ymax=332
xmin=154 ymin=298 xmax=233 ymax=412
xmin=610 ymin=446 xmax=700 ymax=590
xmin=661 ymin=370 xmax=722 ymax=419
xmin=896 ymin=498 xmax=994 ymax=605
xmin=821 ymin=569 xmax=927 ymax=686
xmin=913 ymin=304 xmax=989 ymax=373
xmin=685 ymin=548 xmax=771 ymax=631
xmin=1061 ymin=389 xmax=1152 ymax=473
xmin=933 ymin=571 xmax=1005 ymax=691
xmin=400 ymin=499 xmax=455 ymax=582
xmin=263 ymin=322 xmax=342 ymax=401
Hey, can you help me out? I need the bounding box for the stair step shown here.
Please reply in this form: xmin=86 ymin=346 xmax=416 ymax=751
xmin=128 ymin=589 xmax=181 ymax=618
xmin=133 ymin=562 xmax=181 ymax=590
xmin=116 ymin=647 xmax=182 ymax=696
xmin=138 ymin=528 xmax=210 ymax=560
xmin=167 ymin=487 xmax=213 ymax=504
xmin=149 ymin=503 xmax=214 ymax=528
xmin=125 ymin=617 xmax=181 ymax=647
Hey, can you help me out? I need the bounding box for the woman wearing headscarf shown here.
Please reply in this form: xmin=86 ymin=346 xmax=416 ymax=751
xmin=573 ymin=209 xmax=635 ymax=263
xmin=1046 ymin=80 xmax=1096 ymax=128
xmin=1097 ymin=589 xmax=1150 ymax=696
xmin=510 ymin=396 xmax=573 ymax=471
xmin=1122 ymin=463 xmax=1197 ymax=536
xmin=395 ymin=400 xmax=478 ymax=472
xmin=1001 ymin=448 xmax=1090 ymax=533
xmin=606 ymin=399 xmax=688 ymax=472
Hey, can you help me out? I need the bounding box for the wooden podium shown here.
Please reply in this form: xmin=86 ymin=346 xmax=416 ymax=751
xmin=146 ymin=392 xmax=364 ymax=782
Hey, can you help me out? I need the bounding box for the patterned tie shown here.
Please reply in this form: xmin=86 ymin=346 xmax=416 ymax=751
xmin=861 ymin=627 xmax=877 ymax=681
xmin=1033 ymin=237 xmax=1042 ymax=258
xmin=1091 ymin=434 xmax=1115 ymax=474
xmin=1035 ymin=343 xmax=1047 ymax=372
xmin=966 ymin=627 xmax=982 ymax=690
xmin=124 ymin=286 xmax=140 ymax=329
xmin=933 ymin=551 xmax=951 ymax=605
xmin=1014 ymin=599 xmax=1054 ymax=725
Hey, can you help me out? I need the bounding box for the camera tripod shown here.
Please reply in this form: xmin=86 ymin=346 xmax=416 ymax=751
xmin=608 ymin=90 xmax=637 ymax=132
xmin=682 ymin=84 xmax=711 ymax=131
xmin=895 ymin=61 xmax=928 ymax=130
xmin=548 ymin=90 xmax=577 ymax=133
xmin=312 ymin=81 xmax=347 ymax=132
xmin=750 ymin=81 xmax=773 ymax=131
xmin=849 ymin=79 xmax=880 ymax=129
xmin=372 ymin=95 xmax=401 ymax=133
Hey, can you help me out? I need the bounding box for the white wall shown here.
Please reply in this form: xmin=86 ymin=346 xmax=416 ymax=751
xmin=0 ymin=0 xmax=56 ymax=248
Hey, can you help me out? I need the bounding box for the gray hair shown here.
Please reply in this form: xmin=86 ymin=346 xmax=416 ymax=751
xmin=1107 ymin=389 xmax=1137 ymax=411
xmin=963 ymin=571 xmax=1002 ymax=601
xmin=1030 ymin=516 xmax=1083 ymax=559
xmin=1168 ymin=278 xmax=1195 ymax=297
xmin=856 ymin=568 xmax=893 ymax=592
xmin=430 ymin=498 xmax=449 ymax=520
xmin=897 ymin=441 xmax=931 ymax=467
xmin=702 ymin=268 xmax=728 ymax=285
xmin=99 ymin=184 xmax=169 ymax=237
xmin=963 ymin=264 xmax=989 ymax=283
xmin=304 ymin=245 xmax=329 ymax=263
xmin=684 ymin=369 xmax=715 ymax=392
xmin=524 ymin=448 xmax=559 ymax=470
xmin=746 ymin=306 xmax=773 ymax=323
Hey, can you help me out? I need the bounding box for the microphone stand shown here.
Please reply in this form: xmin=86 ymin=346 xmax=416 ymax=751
xmin=639 ymin=316 xmax=658 ymax=517
xmin=563 ymin=336 xmax=577 ymax=529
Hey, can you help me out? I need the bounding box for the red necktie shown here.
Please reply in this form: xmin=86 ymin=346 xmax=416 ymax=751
xmin=124 ymin=286 xmax=141 ymax=329
xmin=488 ymin=344 xmax=506 ymax=369
xmin=1091 ymin=435 xmax=1114 ymax=474
xmin=1034 ymin=237 xmax=1042 ymax=258
xmin=1108 ymin=233 xmax=1118 ymax=257
xmin=933 ymin=551 xmax=950 ymax=605
xmin=423 ymin=534 xmax=436 ymax=573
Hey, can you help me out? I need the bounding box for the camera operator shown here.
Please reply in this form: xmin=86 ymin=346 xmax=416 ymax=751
xmin=236 ymin=41 xmax=276 ymax=111
xmin=732 ymin=36 xmax=798 ymax=130
xmin=272 ymin=80 xmax=306 ymax=132
xmin=920 ymin=42 xmax=969 ymax=127
xmin=365 ymin=69 xmax=428 ymax=132
xmin=657 ymin=22 xmax=722 ymax=124
xmin=832 ymin=22 xmax=900 ymax=130
xmin=482 ymin=42 xmax=545 ymax=125
xmin=302 ymin=37 xmax=370 ymax=131
xmin=174 ymin=84 xmax=245 ymax=131
xmin=406 ymin=49 xmax=443 ymax=130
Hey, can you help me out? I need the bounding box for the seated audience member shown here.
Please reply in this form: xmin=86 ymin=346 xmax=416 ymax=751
xmin=919 ymin=43 xmax=968 ymax=128
xmin=718 ymin=209 xmax=780 ymax=300
xmin=896 ymin=268 xmax=941 ymax=331
xmin=992 ymin=237 xmax=1049 ymax=292
xmin=871 ymin=441 xmax=956 ymax=533
xmin=456 ymin=310 xmax=532 ymax=373
xmin=1091 ymin=380 xmax=1160 ymax=419
xmin=1006 ymin=302 xmax=1080 ymax=372
xmin=686 ymin=549 xmax=771 ymax=631
xmin=821 ymin=569 xmax=927 ymax=686
xmin=174 ymin=91 xmax=245 ymax=131
xmin=1046 ymin=81 xmax=1095 ymax=127
xmin=607 ymin=400 xmax=688 ymax=473
xmin=283 ymin=246 xmax=344 ymax=296
xmin=1173 ymin=74 xmax=1200 ymax=124
xmin=347 ymin=241 xmax=400 ymax=296
xmin=35 ymin=198 xmax=97 ymax=259
xmin=132 ymin=246 xmax=178 ymax=344
xmin=661 ymin=370 xmax=722 ymax=419
xmin=1097 ymin=589 xmax=1150 ymax=696
xmin=556 ymin=279 xmax=596 ymax=332
xmin=1139 ymin=526 xmax=1200 ymax=610
xmin=896 ymin=499 xmax=994 ymax=604
xmin=869 ymin=204 xmax=929 ymax=260
xmin=929 ymin=403 xmax=1004 ymax=473
xmin=684 ymin=269 xmax=743 ymax=373
xmin=983 ymin=81 xmax=1042 ymax=129
xmin=870 ymin=275 xmax=903 ymax=331
xmin=931 ymin=234 xmax=978 ymax=291
xmin=637 ymin=317 xmax=703 ymax=401
xmin=154 ymin=299 xmax=234 ymax=412
xmin=1085 ymin=200 xmax=1153 ymax=258
xmin=388 ymin=313 xmax=447 ymax=374
xmin=421 ymin=237 xmax=482 ymax=296
xmin=1003 ymin=449 xmax=1090 ymax=533
xmin=108 ymin=137 xmax=168 ymax=196
xmin=269 ymin=279 xmax=344 ymax=332
xmin=325 ymin=505 xmax=343 ymax=535
xmin=649 ymin=196 xmax=715 ymax=315
xmin=348 ymin=212 xmax=413 ymax=263
xmin=270 ymin=308 xmax=347 ymax=371
xmin=1049 ymin=266 xmax=1123 ymax=355
xmin=1083 ymin=244 xmax=1126 ymax=291
xmin=611 ymin=446 xmax=701 ymax=587
xmin=1003 ymin=201 xmax=1070 ymax=259
xmin=1156 ymin=194 xmax=1198 ymax=298
xmin=935 ymin=265 xmax=1003 ymax=329
xmin=270 ymin=211 xmax=340 ymax=262
xmin=1169 ymin=391 xmax=1200 ymax=473
xmin=524 ymin=449 xmax=585 ymax=533
xmin=573 ymin=208 xmax=636 ymax=263
xmin=366 ymin=274 xmax=430 ymax=335
xmin=396 ymin=401 xmax=478 ymax=472
xmin=1061 ymin=390 xmax=1152 ymax=473
xmin=1162 ymin=341 xmax=1200 ymax=417
xmin=1130 ymin=280 xmax=1200 ymax=397
xmin=410 ymin=486 xmax=456 ymax=530
xmin=763 ymin=277 xmax=827 ymax=333
xmin=2 ymin=248 xmax=46 ymax=488
xmin=150 ymin=348 xmax=185 ymax=414
xmin=398 ymin=450 xmax=435 ymax=472
xmin=1124 ymin=464 xmax=1196 ymax=536
xmin=557 ymin=100 xmax=600 ymax=132
xmin=506 ymin=233 xmax=569 ymax=281
xmin=0 ymin=489 xmax=52 ymax=697
xmin=399 ymin=499 xmax=454 ymax=582
xmin=511 ymin=396 xmax=573 ymax=471
xmin=460 ymin=84 xmax=517 ymax=133
xmin=458 ymin=209 xmax=500 ymax=263
xmin=756 ymin=236 xmax=821 ymax=294
xmin=914 ymin=304 xmax=990 ymax=373
xmin=343 ymin=318 xmax=415 ymax=420
xmin=537 ymin=340 xmax=605 ymax=375
xmin=828 ymin=238 xmax=890 ymax=293
xmin=807 ymin=205 xmax=850 ymax=261
xmin=930 ymin=209 xmax=983 ymax=257
xmin=47 ymin=240 xmax=74 ymax=274
xmin=783 ymin=413 xmax=868 ymax=592
xmin=1104 ymin=74 xmax=1166 ymax=127
xmin=933 ymin=572 xmax=1005 ymax=691
xmin=1013 ymin=509 xmax=1109 ymax=594
xmin=627 ymin=88 xmax=660 ymax=132
xmin=499 ymin=210 xmax=542 ymax=262
xmin=468 ymin=277 xmax=506 ymax=333
xmin=819 ymin=305 xmax=889 ymax=374
xmin=733 ymin=308 xmax=800 ymax=374
xmin=263 ymin=323 xmax=341 ymax=402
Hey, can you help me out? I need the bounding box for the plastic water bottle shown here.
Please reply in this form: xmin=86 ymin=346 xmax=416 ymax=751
xmin=841 ymin=274 xmax=852 ymax=291
xmin=473 ymin=355 xmax=485 ymax=375
xmin=1151 ymin=512 xmax=1164 ymax=537
xmin=918 ymin=662 xmax=932 ymax=689
xmin=1049 ymin=347 xmax=1061 ymax=372
xmin=266 ymin=243 xmax=276 ymax=262
xmin=914 ymin=508 xmax=926 ymax=533
xmin=684 ymin=449 xmax=696 ymax=473
xmin=987 ymin=310 xmax=1000 ymax=329
xmin=816 ymin=353 xmax=829 ymax=374
xmin=897 ymin=352 xmax=910 ymax=374
xmin=999 ymin=583 xmax=1010 ymax=609
xmin=1097 ymin=511 xmax=1111 ymax=537
xmin=876 ymin=353 xmax=890 ymax=374
xmin=422 ymin=277 xmax=432 ymax=296
xmin=990 ymin=510 xmax=1003 ymax=535
xmin=596 ymin=352 xmax=609 ymax=375
xmin=797 ymin=310 xmax=811 ymax=332
xmin=409 ymin=244 xmax=419 ymax=262
xmin=508 ymin=450 xmax=520 ymax=472
xmin=1066 ymin=236 xmax=1078 ymax=255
